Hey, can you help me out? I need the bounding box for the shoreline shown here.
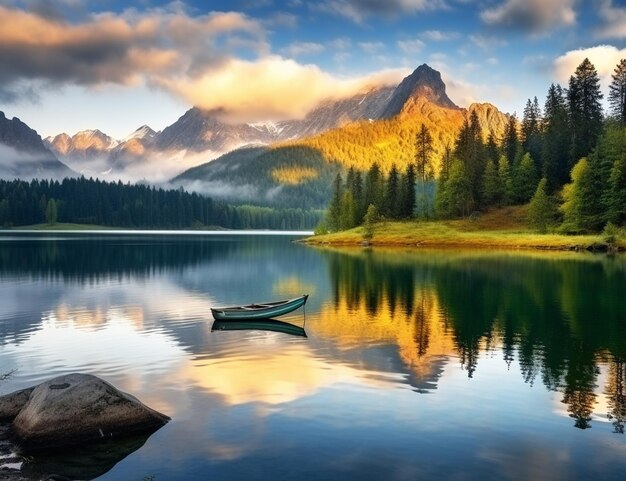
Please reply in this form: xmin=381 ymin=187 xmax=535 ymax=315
xmin=300 ymin=221 xmax=625 ymax=253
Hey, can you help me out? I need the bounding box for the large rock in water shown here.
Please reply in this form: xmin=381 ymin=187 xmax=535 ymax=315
xmin=8 ymin=373 xmax=169 ymax=452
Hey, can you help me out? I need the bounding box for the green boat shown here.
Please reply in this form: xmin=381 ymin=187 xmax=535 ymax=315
xmin=211 ymin=319 xmax=307 ymax=337
xmin=210 ymin=294 xmax=308 ymax=321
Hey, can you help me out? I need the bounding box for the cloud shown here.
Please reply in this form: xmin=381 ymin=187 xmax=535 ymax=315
xmin=314 ymin=0 xmax=444 ymax=24
xmin=281 ymin=41 xmax=325 ymax=57
xmin=358 ymin=41 xmax=384 ymax=55
xmin=328 ymin=37 xmax=351 ymax=50
xmin=481 ymin=0 xmax=576 ymax=34
xmin=595 ymin=0 xmax=626 ymax=39
xmin=420 ymin=30 xmax=459 ymax=41
xmin=469 ymin=34 xmax=508 ymax=50
xmin=0 ymin=5 xmax=267 ymax=91
xmin=158 ymin=56 xmax=407 ymax=123
xmin=0 ymin=5 xmax=405 ymax=123
xmin=397 ymin=38 xmax=425 ymax=54
xmin=553 ymin=45 xmax=626 ymax=90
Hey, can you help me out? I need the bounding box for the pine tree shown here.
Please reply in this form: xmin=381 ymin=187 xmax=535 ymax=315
xmin=609 ymin=59 xmax=626 ymax=123
xmin=568 ymin=58 xmax=604 ymax=166
xmin=364 ymin=163 xmax=384 ymax=213
xmin=608 ymin=154 xmax=626 ymax=224
xmin=383 ymin=164 xmax=400 ymax=219
xmin=528 ymin=178 xmax=556 ymax=233
xmin=511 ymin=153 xmax=538 ymax=204
xmin=437 ymin=160 xmax=472 ymax=218
xmin=482 ymin=158 xmax=500 ymax=207
xmin=415 ymin=124 xmax=434 ymax=184
xmin=362 ymin=204 xmax=379 ymax=242
xmin=503 ymin=114 xmax=519 ymax=165
xmin=327 ymin=173 xmax=343 ymax=231
xmin=45 ymin=198 xmax=58 ymax=225
xmin=415 ymin=124 xmax=434 ymax=215
xmin=521 ymin=97 xmax=542 ymax=171
xmin=352 ymin=171 xmax=365 ymax=223
xmin=339 ymin=190 xmax=356 ymax=230
xmin=454 ymin=111 xmax=484 ymax=209
xmin=542 ymin=84 xmax=570 ymax=191
xmin=498 ymin=155 xmax=513 ymax=205
xmin=441 ymin=143 xmax=453 ymax=179
xmin=485 ymin=132 xmax=500 ymax=165
xmin=561 ymin=158 xmax=603 ymax=232
xmin=400 ymin=164 xmax=416 ymax=219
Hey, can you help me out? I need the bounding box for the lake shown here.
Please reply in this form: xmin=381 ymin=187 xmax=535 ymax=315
xmin=0 ymin=232 xmax=625 ymax=481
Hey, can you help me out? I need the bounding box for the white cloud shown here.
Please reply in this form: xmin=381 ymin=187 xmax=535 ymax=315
xmin=596 ymin=0 xmax=626 ymax=39
xmin=420 ymin=30 xmax=459 ymax=41
xmin=553 ymin=45 xmax=626 ymax=90
xmin=328 ymin=37 xmax=351 ymax=50
xmin=469 ymin=34 xmax=508 ymax=50
xmin=315 ymin=0 xmax=445 ymax=24
xmin=281 ymin=41 xmax=325 ymax=57
xmin=358 ymin=41 xmax=385 ymax=54
xmin=481 ymin=0 xmax=576 ymax=34
xmin=397 ymin=38 xmax=425 ymax=54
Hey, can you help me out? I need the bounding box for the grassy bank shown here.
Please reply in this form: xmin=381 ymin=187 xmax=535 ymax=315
xmin=303 ymin=207 xmax=625 ymax=252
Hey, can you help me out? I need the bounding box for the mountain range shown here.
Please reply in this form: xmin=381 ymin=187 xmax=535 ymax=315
xmin=0 ymin=112 xmax=73 ymax=179
xmin=2 ymin=64 xmax=511 ymax=208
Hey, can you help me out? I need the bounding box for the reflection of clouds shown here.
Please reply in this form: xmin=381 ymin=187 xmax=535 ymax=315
xmin=0 ymin=311 xmax=184 ymax=388
xmin=183 ymin=340 xmax=394 ymax=406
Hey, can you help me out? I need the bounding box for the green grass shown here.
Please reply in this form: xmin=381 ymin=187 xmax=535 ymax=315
xmin=304 ymin=207 xmax=625 ymax=252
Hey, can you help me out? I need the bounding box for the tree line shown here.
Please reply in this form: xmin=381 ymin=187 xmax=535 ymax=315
xmin=321 ymin=57 xmax=626 ymax=234
xmin=0 ymin=177 xmax=321 ymax=230
xmin=321 ymin=162 xmax=417 ymax=232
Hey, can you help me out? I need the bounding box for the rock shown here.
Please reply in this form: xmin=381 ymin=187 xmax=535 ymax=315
xmin=0 ymin=389 xmax=34 ymax=422
xmin=9 ymin=373 xmax=169 ymax=452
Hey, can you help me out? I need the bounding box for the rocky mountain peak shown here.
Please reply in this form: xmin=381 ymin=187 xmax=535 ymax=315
xmin=0 ymin=111 xmax=51 ymax=154
xmin=381 ymin=63 xmax=458 ymax=118
xmin=124 ymin=125 xmax=157 ymax=142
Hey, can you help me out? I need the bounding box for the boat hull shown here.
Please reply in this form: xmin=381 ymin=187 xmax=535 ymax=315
xmin=211 ymin=295 xmax=308 ymax=321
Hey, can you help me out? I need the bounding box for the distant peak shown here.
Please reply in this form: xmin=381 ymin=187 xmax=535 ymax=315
xmin=124 ymin=124 xmax=156 ymax=141
xmin=381 ymin=63 xmax=458 ymax=118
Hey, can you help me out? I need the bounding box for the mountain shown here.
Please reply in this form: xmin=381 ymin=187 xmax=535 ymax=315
xmin=274 ymin=85 xmax=395 ymax=139
xmin=155 ymin=108 xmax=275 ymax=153
xmin=155 ymin=84 xmax=396 ymax=153
xmin=172 ymin=65 xmax=511 ymax=209
xmin=172 ymin=146 xmax=340 ymax=209
xmin=381 ymin=64 xmax=458 ymax=117
xmin=0 ymin=111 xmax=73 ymax=179
xmin=46 ymin=129 xmax=117 ymax=160
xmin=44 ymin=85 xmax=397 ymax=181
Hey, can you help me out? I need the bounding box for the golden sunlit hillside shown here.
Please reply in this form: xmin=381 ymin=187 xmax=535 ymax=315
xmin=279 ymin=99 xmax=510 ymax=176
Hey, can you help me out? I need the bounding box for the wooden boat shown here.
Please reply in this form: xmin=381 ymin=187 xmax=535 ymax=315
xmin=211 ymin=319 xmax=307 ymax=337
xmin=210 ymin=294 xmax=308 ymax=321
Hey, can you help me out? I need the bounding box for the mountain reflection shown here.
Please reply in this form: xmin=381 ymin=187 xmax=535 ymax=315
xmin=320 ymin=248 xmax=626 ymax=430
xmin=2 ymin=233 xmax=626 ymax=435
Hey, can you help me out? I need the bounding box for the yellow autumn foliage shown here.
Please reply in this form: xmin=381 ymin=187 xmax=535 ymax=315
xmin=271 ymin=166 xmax=319 ymax=185
xmin=278 ymin=100 xmax=510 ymax=176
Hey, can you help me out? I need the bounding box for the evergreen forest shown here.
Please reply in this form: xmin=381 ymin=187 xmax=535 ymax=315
xmin=0 ymin=177 xmax=321 ymax=230
xmin=323 ymin=58 xmax=626 ymax=235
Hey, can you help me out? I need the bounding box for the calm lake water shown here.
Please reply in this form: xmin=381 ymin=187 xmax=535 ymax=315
xmin=0 ymin=232 xmax=625 ymax=480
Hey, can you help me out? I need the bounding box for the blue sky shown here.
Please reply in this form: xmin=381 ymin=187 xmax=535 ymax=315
xmin=2 ymin=0 xmax=626 ymax=138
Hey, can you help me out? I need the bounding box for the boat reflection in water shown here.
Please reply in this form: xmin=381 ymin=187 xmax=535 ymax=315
xmin=211 ymin=318 xmax=307 ymax=338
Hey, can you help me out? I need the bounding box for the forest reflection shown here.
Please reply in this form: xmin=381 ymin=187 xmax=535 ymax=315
xmin=320 ymin=248 xmax=626 ymax=431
